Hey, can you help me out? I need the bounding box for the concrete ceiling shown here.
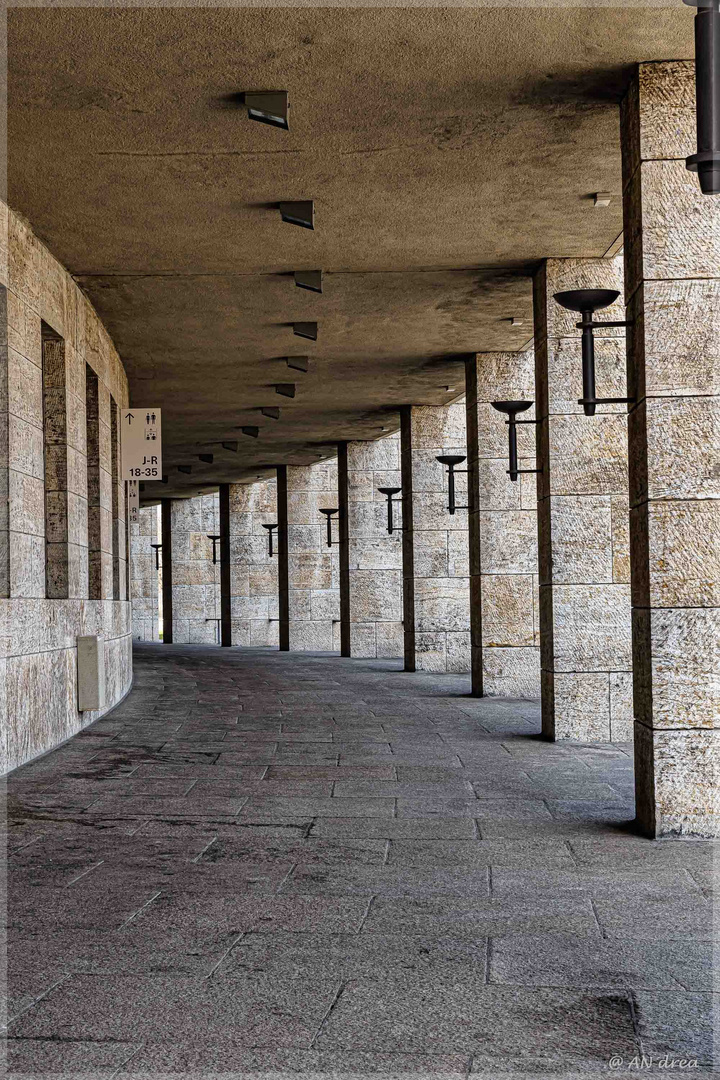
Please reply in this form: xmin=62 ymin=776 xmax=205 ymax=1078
xmin=7 ymin=6 xmax=693 ymax=500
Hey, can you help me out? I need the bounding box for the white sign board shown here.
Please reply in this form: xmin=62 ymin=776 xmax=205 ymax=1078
xmin=127 ymin=479 xmax=140 ymax=525
xmin=122 ymin=409 xmax=162 ymax=481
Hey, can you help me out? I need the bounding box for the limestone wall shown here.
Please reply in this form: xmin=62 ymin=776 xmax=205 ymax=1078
xmin=130 ymin=505 xmax=160 ymax=641
xmin=400 ymin=402 xmax=471 ymax=673
xmin=169 ymin=493 xmax=221 ymax=644
xmin=229 ymin=478 xmax=279 ymax=647
xmin=343 ymin=434 xmax=403 ymax=658
xmin=1 ymin=202 xmax=132 ymax=773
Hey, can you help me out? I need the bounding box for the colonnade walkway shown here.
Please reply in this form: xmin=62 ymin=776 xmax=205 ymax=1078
xmin=6 ymin=644 xmax=716 ymax=1078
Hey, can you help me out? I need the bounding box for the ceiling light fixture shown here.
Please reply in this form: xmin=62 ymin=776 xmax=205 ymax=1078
xmin=199 ymin=454 xmax=213 ymax=464
xmin=490 ymin=401 xmax=541 ymax=482
xmin=261 ymin=407 xmax=280 ymax=419
xmin=435 ymin=455 xmax=468 ymax=515
xmin=241 ymin=426 xmax=259 ymax=438
xmin=593 ymin=192 xmax=612 ymax=207
xmin=286 ymin=357 xmax=310 ymax=373
xmin=275 ymin=384 xmax=296 ymax=398
xmin=178 ymin=465 xmax=192 ymax=474
xmin=221 ymin=441 xmax=239 ymax=452
xmin=684 ymin=0 xmax=720 ymax=194
xmin=245 ymin=91 xmax=289 ymax=130
xmin=293 ymin=322 xmax=317 ymax=341
xmin=294 ymin=270 xmax=323 ymax=293
xmin=279 ymin=201 xmax=314 ymax=229
xmin=553 ymin=289 xmax=635 ymax=416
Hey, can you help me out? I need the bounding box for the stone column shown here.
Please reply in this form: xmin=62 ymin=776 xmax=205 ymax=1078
xmin=169 ymin=493 xmax=221 ymax=644
xmin=160 ymin=498 xmax=173 ymax=643
xmin=400 ymin=403 xmax=470 ymax=673
xmin=130 ymin=505 xmax=159 ymax=641
xmin=533 ymin=257 xmax=633 ymax=742
xmin=228 ymin=478 xmax=279 ymax=648
xmin=620 ymin=61 xmax=720 ymax=837
xmin=465 ymin=351 xmax=540 ymax=698
xmin=219 ymin=484 xmax=232 ymax=647
xmin=277 ymin=460 xmax=340 ymax=652
xmin=339 ymin=432 xmax=403 ymax=659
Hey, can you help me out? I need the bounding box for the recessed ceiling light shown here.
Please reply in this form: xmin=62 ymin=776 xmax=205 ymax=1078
xmin=245 ymin=91 xmax=289 ymax=130
xmin=279 ymin=201 xmax=314 ymax=229
xmin=593 ymin=192 xmax=611 ymax=208
xmin=221 ymin=441 xmax=239 ymax=452
xmin=293 ymin=322 xmax=317 ymax=341
xmin=294 ymin=270 xmax=323 ymax=293
xmin=261 ymin=407 xmax=280 ymax=419
xmin=286 ymin=356 xmax=309 ymax=373
xmin=275 ymin=383 xmax=296 ymax=398
xmin=198 ymin=454 xmax=213 ymax=464
xmin=241 ymin=426 xmax=259 ymax=438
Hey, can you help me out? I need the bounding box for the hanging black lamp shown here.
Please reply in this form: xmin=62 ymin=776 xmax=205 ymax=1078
xmin=377 ymin=487 xmax=402 ymax=534
xmin=318 ymin=508 xmax=340 ymax=548
xmin=435 ymin=456 xmax=468 ymax=515
xmin=261 ymin=523 xmax=279 ymax=557
xmin=553 ymin=290 xmax=635 ymax=417
xmin=684 ymin=0 xmax=720 ymax=195
xmin=490 ymin=401 xmax=541 ymax=482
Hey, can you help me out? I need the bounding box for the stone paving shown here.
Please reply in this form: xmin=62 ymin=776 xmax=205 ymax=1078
xmin=4 ymin=644 xmax=717 ymax=1079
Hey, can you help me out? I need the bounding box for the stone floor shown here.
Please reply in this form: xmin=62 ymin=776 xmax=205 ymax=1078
xmin=4 ymin=644 xmax=717 ymax=1079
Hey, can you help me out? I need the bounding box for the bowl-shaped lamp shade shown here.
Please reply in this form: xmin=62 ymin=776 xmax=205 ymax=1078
xmin=553 ymin=289 xmax=620 ymax=314
xmin=378 ymin=487 xmax=401 ymax=497
xmin=436 ymin=455 xmax=466 ymax=467
xmin=491 ymin=400 xmax=534 ymax=417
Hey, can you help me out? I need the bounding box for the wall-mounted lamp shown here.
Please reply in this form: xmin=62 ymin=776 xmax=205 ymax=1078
xmin=275 ymin=383 xmax=296 ymax=399
xmin=553 ymin=289 xmax=635 ymax=417
xmin=279 ymin=201 xmax=314 ymax=229
xmin=207 ymin=534 xmax=222 ymax=564
xmin=436 ymin=455 xmax=468 ymax=515
xmin=151 ymin=543 xmax=162 ymax=569
xmin=491 ymin=401 xmax=541 ymax=482
xmin=293 ymin=322 xmax=317 ymax=341
xmin=684 ymin=0 xmax=720 ymax=195
xmin=245 ymin=91 xmax=289 ymax=130
xmin=319 ymin=507 xmax=340 ymax=548
xmin=261 ymin=522 xmax=279 ymax=557
xmin=378 ymin=487 xmax=402 ymax=534
xmin=286 ymin=357 xmax=310 ymax=373
xmin=294 ymin=270 xmax=323 ymax=293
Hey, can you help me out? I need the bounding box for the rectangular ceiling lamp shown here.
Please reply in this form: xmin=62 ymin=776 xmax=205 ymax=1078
xmin=279 ymin=201 xmax=314 ymax=229
xmin=293 ymin=322 xmax=317 ymax=341
xmin=294 ymin=270 xmax=322 ymax=293
xmin=286 ymin=356 xmax=309 ymax=373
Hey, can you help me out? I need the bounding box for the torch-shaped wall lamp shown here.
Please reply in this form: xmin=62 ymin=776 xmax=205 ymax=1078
xmin=378 ymin=487 xmax=402 ymax=534
xmin=261 ymin=523 xmax=279 ymax=557
xmin=151 ymin=543 xmax=162 ymax=569
xmin=436 ymin=455 xmax=467 ymax=515
xmin=319 ymin=508 xmax=340 ymax=548
xmin=553 ymin=289 xmax=635 ymax=417
xmin=490 ymin=401 xmax=541 ymax=482
xmin=207 ymin=534 xmax=222 ymax=564
xmin=684 ymin=0 xmax=720 ymax=195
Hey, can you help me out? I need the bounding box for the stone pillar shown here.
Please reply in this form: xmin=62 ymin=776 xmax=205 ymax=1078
xmin=400 ymin=403 xmax=470 ymax=673
xmin=620 ymin=61 xmax=720 ymax=837
xmin=533 ymin=257 xmax=633 ymax=742
xmin=219 ymin=484 xmax=232 ymax=647
xmin=465 ymin=351 xmax=540 ymax=698
xmin=228 ymin=478 xmax=279 ymax=648
xmin=169 ymin=493 xmax=221 ymax=644
xmin=277 ymin=460 xmax=340 ymax=652
xmin=130 ymin=505 xmax=159 ymax=641
xmin=339 ymin=432 xmax=403 ymax=659
xmin=160 ymin=497 xmax=173 ymax=643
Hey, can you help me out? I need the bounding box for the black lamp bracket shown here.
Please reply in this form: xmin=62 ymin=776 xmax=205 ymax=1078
xmin=554 ymin=290 xmax=637 ymax=417
xmin=377 ymin=487 xmax=403 ymax=534
xmin=436 ymin=456 xmax=468 ymax=515
xmin=207 ymin=534 xmax=222 ymax=565
xmin=150 ymin=543 xmax=162 ymax=569
xmin=319 ymin=508 xmax=341 ymax=548
xmin=261 ymin=523 xmax=279 ymax=558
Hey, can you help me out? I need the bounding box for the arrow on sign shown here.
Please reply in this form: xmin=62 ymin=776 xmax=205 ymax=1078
xmin=125 ymin=412 xmax=135 ymax=422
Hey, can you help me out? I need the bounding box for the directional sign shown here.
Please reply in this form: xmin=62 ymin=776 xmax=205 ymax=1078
xmin=127 ymin=479 xmax=140 ymax=525
xmin=122 ymin=409 xmax=162 ymax=481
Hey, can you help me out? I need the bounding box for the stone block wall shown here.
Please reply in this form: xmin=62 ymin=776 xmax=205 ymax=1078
xmin=229 ymin=478 xmax=279 ymax=647
xmin=400 ymin=402 xmax=471 ymax=673
xmin=534 ymin=256 xmax=633 ymax=742
xmin=342 ymin=433 xmax=403 ymax=658
xmin=130 ymin=505 xmax=160 ymax=641
xmin=169 ymin=493 xmax=221 ymax=644
xmin=1 ymin=201 xmax=132 ymax=774
xmin=278 ymin=461 xmax=340 ymax=652
xmin=466 ymin=352 xmax=540 ymax=698
xmin=621 ymin=61 xmax=720 ymax=836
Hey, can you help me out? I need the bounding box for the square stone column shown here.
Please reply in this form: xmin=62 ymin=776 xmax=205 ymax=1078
xmin=533 ymin=257 xmax=633 ymax=741
xmin=169 ymin=493 xmax=221 ymax=644
xmin=228 ymin=478 xmax=278 ymax=648
xmin=400 ymin=403 xmax=470 ymax=673
xmin=621 ymin=61 xmax=720 ymax=837
xmin=465 ymin=351 xmax=540 ymax=699
xmin=130 ymin=505 xmax=159 ymax=641
xmin=338 ymin=433 xmax=403 ymax=658
xmin=277 ymin=461 xmax=340 ymax=652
